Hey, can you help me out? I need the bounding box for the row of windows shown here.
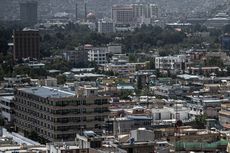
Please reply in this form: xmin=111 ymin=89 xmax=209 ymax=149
xmin=15 ymin=114 xmax=55 ymax=130
xmin=56 ymin=116 xmax=106 ymax=123
xmin=16 ymin=93 xmax=47 ymax=103
xmin=16 ymin=120 xmax=55 ymax=139
xmin=16 ymin=96 xmax=108 ymax=107
xmin=1 ymin=108 xmax=12 ymax=113
xmin=15 ymin=110 xmax=52 ymax=122
xmin=94 ymin=107 xmax=109 ymax=113
xmin=0 ymin=100 xmax=12 ymax=107
xmin=16 ymin=103 xmax=108 ymax=118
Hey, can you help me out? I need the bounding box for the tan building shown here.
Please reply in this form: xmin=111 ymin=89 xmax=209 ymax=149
xmin=14 ymin=85 xmax=110 ymax=141
xmin=112 ymin=5 xmax=134 ymax=25
xmin=219 ymin=103 xmax=230 ymax=130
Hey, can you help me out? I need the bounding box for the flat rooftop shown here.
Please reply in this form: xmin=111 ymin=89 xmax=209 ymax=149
xmin=0 ymin=96 xmax=14 ymax=101
xmin=74 ymin=73 xmax=105 ymax=78
xmin=18 ymin=86 xmax=75 ymax=98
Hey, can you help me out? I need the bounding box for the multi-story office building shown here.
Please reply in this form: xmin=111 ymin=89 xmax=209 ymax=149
xmin=221 ymin=34 xmax=230 ymax=51
xmin=63 ymin=49 xmax=88 ymax=67
xmin=149 ymin=4 xmax=158 ymax=19
xmin=88 ymin=47 xmax=108 ymax=65
xmin=155 ymin=55 xmax=188 ymax=71
xmin=107 ymin=43 xmax=122 ymax=54
xmin=14 ymin=85 xmax=110 ymax=141
xmin=112 ymin=3 xmax=157 ymax=26
xmin=132 ymin=3 xmax=158 ymax=19
xmin=112 ymin=5 xmax=134 ymax=25
xmin=98 ymin=19 xmax=115 ymax=33
xmin=75 ymin=3 xmax=78 ymax=20
xmin=20 ymin=1 xmax=38 ymax=25
xmin=13 ymin=29 xmax=40 ymax=61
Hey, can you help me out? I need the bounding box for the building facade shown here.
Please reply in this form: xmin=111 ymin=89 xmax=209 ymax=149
xmin=88 ymin=47 xmax=108 ymax=64
xmin=13 ymin=30 xmax=40 ymax=61
xmin=63 ymin=49 xmax=88 ymax=67
xmin=107 ymin=43 xmax=122 ymax=54
xmin=112 ymin=5 xmax=134 ymax=25
xmin=155 ymin=55 xmax=188 ymax=71
xmin=14 ymin=86 xmax=110 ymax=141
xmin=0 ymin=96 xmax=14 ymax=123
xmin=20 ymin=1 xmax=38 ymax=25
xmin=104 ymin=63 xmax=136 ymax=76
xmin=219 ymin=103 xmax=230 ymax=129
xmin=132 ymin=3 xmax=158 ymax=19
xmin=98 ymin=19 xmax=115 ymax=33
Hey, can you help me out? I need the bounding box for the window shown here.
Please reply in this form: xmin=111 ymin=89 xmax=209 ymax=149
xmin=90 ymin=90 xmax=94 ymax=94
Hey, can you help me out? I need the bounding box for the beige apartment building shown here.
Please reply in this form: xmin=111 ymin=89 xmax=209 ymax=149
xmin=14 ymin=85 xmax=110 ymax=141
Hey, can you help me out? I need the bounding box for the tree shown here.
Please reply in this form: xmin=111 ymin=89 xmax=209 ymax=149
xmin=205 ymin=57 xmax=224 ymax=68
xmin=146 ymin=59 xmax=155 ymax=69
xmin=223 ymin=24 xmax=230 ymax=34
xmin=120 ymin=90 xmax=132 ymax=100
xmin=13 ymin=65 xmax=30 ymax=76
xmin=0 ymin=66 xmax=4 ymax=81
xmin=27 ymin=131 xmax=49 ymax=144
xmin=129 ymin=54 xmax=137 ymax=63
xmin=57 ymin=75 xmax=66 ymax=85
xmin=137 ymin=76 xmax=143 ymax=90
xmin=28 ymin=131 xmax=39 ymax=141
xmin=0 ymin=117 xmax=5 ymax=126
xmin=46 ymin=59 xmax=71 ymax=72
xmin=29 ymin=68 xmax=47 ymax=79
xmin=193 ymin=114 xmax=207 ymax=129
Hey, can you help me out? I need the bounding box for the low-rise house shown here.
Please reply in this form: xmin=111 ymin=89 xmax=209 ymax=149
xmin=105 ymin=115 xmax=152 ymax=134
xmin=151 ymin=104 xmax=190 ymax=124
xmin=107 ymin=43 xmax=122 ymax=54
xmin=153 ymin=84 xmax=190 ymax=99
xmin=27 ymin=63 xmax=45 ymax=69
xmin=117 ymin=128 xmax=170 ymax=153
xmin=76 ymin=130 xmax=127 ymax=153
xmin=155 ymin=55 xmax=188 ymax=72
xmin=103 ymin=63 xmax=136 ymax=76
xmin=74 ymin=73 xmax=105 ymax=81
xmin=188 ymin=66 xmax=220 ymax=76
xmin=187 ymin=96 xmax=228 ymax=119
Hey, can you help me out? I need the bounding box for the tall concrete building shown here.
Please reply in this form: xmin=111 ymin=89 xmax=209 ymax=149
xmin=88 ymin=47 xmax=108 ymax=64
xmin=149 ymin=4 xmax=158 ymax=19
xmin=13 ymin=29 xmax=40 ymax=61
xmin=112 ymin=5 xmax=134 ymax=25
xmin=75 ymin=3 xmax=78 ymax=20
xmin=75 ymin=0 xmax=85 ymax=19
xmin=63 ymin=49 xmax=88 ymax=67
xmin=14 ymin=85 xmax=110 ymax=141
xmin=98 ymin=19 xmax=115 ymax=33
xmin=20 ymin=1 xmax=38 ymax=25
xmin=132 ymin=3 xmax=158 ymax=19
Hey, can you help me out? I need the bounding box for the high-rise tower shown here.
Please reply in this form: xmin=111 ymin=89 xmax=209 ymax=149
xmin=20 ymin=1 xmax=38 ymax=25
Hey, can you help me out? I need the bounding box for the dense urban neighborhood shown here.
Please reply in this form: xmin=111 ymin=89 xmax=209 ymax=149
xmin=0 ymin=0 xmax=230 ymax=152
